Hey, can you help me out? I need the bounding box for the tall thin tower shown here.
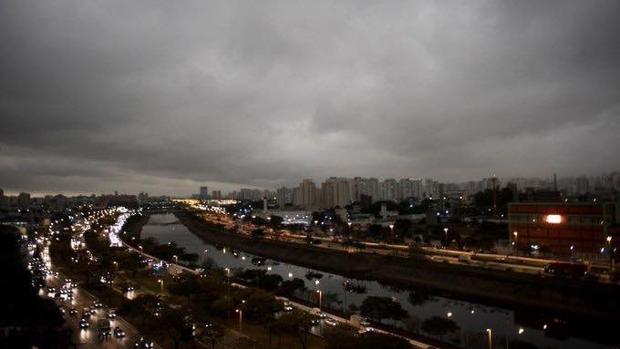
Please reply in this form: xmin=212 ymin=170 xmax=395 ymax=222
xmin=492 ymin=175 xmax=497 ymax=217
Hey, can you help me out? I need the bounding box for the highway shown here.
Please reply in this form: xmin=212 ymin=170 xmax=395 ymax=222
xmin=35 ymin=211 xmax=161 ymax=349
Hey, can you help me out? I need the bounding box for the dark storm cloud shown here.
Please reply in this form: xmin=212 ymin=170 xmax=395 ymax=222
xmin=1 ymin=0 xmax=619 ymax=195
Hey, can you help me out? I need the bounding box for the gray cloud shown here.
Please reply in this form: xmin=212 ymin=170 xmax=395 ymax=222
xmin=1 ymin=0 xmax=619 ymax=195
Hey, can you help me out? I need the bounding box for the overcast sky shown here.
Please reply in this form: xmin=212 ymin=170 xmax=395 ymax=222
xmin=1 ymin=1 xmax=619 ymax=196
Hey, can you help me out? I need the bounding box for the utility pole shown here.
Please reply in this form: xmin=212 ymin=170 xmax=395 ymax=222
xmin=492 ymin=175 xmax=497 ymax=217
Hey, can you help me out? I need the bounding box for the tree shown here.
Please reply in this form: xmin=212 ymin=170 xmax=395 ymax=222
xmin=244 ymin=289 xmax=282 ymax=322
xmin=270 ymin=215 xmax=284 ymax=229
xmin=360 ymin=296 xmax=408 ymax=322
xmin=262 ymin=274 xmax=283 ymax=291
xmin=118 ymin=294 xmax=159 ymax=327
xmin=393 ymin=219 xmax=412 ymax=240
xmin=202 ymin=323 xmax=226 ymax=349
xmin=156 ymin=307 xmax=193 ymax=349
xmin=168 ymin=275 xmax=200 ymax=304
xmin=279 ymin=277 xmax=306 ymax=296
xmin=116 ymin=250 xmax=144 ymax=277
xmin=251 ymin=228 xmax=265 ymax=239
xmin=272 ymin=312 xmax=313 ymax=349
xmin=408 ymin=288 xmax=433 ymax=306
xmin=0 ymin=228 xmax=68 ymax=348
xmin=421 ymin=316 xmax=459 ymax=339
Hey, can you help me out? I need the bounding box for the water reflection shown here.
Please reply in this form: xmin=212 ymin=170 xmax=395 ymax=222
xmin=141 ymin=213 xmax=613 ymax=349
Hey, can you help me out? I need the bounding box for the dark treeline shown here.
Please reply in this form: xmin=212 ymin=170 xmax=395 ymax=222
xmin=0 ymin=226 xmax=70 ymax=349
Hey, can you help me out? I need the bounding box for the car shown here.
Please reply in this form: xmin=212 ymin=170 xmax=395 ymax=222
xmin=114 ymin=326 xmax=126 ymax=338
xmin=283 ymin=302 xmax=293 ymax=312
xmin=134 ymin=337 xmax=154 ymax=349
xmin=79 ymin=319 xmax=90 ymax=329
xmin=107 ymin=310 xmax=117 ymax=319
xmin=93 ymin=301 xmax=103 ymax=309
xmin=126 ymin=286 xmax=135 ymax=292
xmin=69 ymin=308 xmax=78 ymax=316
xmin=97 ymin=319 xmax=112 ymax=337
xmin=324 ymin=318 xmax=337 ymax=327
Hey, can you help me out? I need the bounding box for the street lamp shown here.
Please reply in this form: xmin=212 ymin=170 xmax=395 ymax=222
xmin=157 ymin=279 xmax=164 ymax=293
xmin=607 ymin=236 xmax=613 ymax=270
xmin=486 ymin=329 xmax=493 ymax=349
xmin=316 ymin=290 xmax=322 ymax=311
xmin=235 ymin=308 xmax=243 ymax=332
xmin=443 ymin=228 xmax=449 ymax=247
xmin=513 ymin=231 xmax=518 ymax=254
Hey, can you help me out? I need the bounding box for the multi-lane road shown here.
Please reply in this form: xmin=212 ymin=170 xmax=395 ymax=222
xmin=35 ymin=211 xmax=160 ymax=349
xmin=44 ymin=274 xmax=144 ymax=349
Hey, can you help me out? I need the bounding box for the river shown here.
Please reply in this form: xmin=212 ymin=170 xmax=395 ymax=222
xmin=141 ymin=213 xmax=613 ymax=349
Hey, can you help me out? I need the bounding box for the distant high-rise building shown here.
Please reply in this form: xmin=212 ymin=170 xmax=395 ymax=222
xmin=411 ymin=179 xmax=422 ymax=199
xmin=293 ymin=179 xmax=318 ymax=209
xmin=276 ymin=187 xmax=293 ymax=207
xmin=575 ymin=176 xmax=590 ymax=195
xmin=17 ymin=192 xmax=31 ymax=209
xmin=320 ymin=177 xmax=354 ymax=208
xmin=138 ymin=192 xmax=149 ymax=202
xmin=0 ymin=188 xmax=8 ymax=210
xmin=238 ymin=188 xmax=262 ymax=201
xmin=211 ymin=190 xmax=222 ymax=200
xmin=380 ymin=179 xmax=398 ymax=201
xmin=353 ymin=177 xmax=380 ymax=203
xmin=399 ymin=178 xmax=416 ymax=200
xmin=199 ymin=186 xmax=209 ymax=200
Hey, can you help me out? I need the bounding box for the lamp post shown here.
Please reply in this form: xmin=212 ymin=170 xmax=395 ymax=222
xmin=235 ymin=308 xmax=243 ymax=332
xmin=315 ymin=279 xmax=322 ymax=311
xmin=225 ymin=267 xmax=230 ymax=297
xmin=443 ymin=228 xmax=449 ymax=247
xmin=486 ymin=329 xmax=493 ymax=349
xmin=513 ymin=231 xmax=518 ymax=254
xmin=157 ymin=279 xmax=163 ymax=293
xmin=607 ymin=236 xmax=613 ymax=270
xmin=236 ymin=300 xmax=246 ymax=332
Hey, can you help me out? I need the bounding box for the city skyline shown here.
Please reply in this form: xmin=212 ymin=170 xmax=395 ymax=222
xmin=2 ymin=1 xmax=620 ymax=196
xmin=2 ymin=170 xmax=618 ymax=199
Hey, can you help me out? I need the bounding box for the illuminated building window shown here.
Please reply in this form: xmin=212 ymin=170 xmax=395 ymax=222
xmin=545 ymin=214 xmax=562 ymax=224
